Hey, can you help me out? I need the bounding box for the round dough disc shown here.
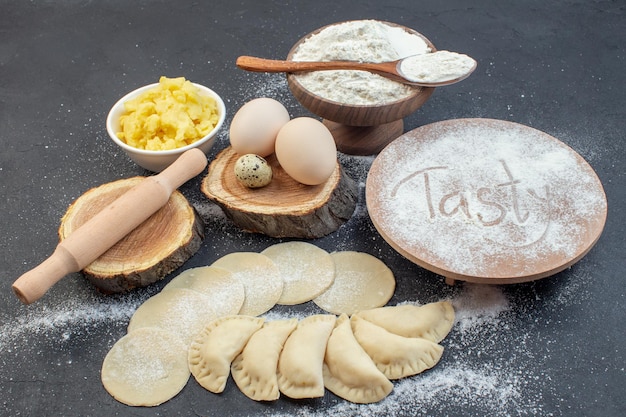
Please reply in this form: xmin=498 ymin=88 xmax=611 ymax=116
xmin=127 ymin=288 xmax=226 ymax=346
xmin=366 ymin=118 xmax=608 ymax=283
xmin=261 ymin=241 xmax=335 ymax=305
xmin=101 ymin=327 xmax=190 ymax=407
xmin=162 ymin=266 xmax=245 ymax=314
xmin=313 ymin=251 xmax=395 ymax=315
xmin=211 ymin=252 xmax=284 ymax=316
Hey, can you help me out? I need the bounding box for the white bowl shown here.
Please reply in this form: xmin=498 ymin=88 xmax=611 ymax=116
xmin=106 ymin=82 xmax=226 ymax=172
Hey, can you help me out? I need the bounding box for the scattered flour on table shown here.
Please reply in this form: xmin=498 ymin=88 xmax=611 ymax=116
xmin=229 ymin=72 xmax=293 ymax=119
xmin=451 ymin=282 xmax=510 ymax=331
xmin=0 ymin=293 xmax=144 ymax=352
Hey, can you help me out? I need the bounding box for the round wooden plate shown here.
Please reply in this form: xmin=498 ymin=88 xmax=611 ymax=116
xmin=366 ymin=118 xmax=607 ymax=284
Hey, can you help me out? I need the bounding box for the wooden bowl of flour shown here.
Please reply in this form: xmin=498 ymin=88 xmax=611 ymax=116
xmin=286 ymin=20 xmax=436 ymax=155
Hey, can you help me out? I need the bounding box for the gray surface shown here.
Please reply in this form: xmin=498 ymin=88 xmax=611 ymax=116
xmin=1 ymin=1 xmax=624 ymax=416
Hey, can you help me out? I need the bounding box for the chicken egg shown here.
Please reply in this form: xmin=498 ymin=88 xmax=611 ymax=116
xmin=229 ymin=97 xmax=290 ymax=157
xmin=275 ymin=117 xmax=337 ymax=185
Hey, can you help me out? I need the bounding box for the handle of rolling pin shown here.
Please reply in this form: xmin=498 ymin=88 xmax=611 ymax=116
xmin=12 ymin=148 xmax=208 ymax=304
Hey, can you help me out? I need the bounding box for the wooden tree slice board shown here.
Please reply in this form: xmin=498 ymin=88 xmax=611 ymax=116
xmin=201 ymin=147 xmax=358 ymax=238
xmin=59 ymin=177 xmax=204 ymax=293
xmin=366 ymin=118 xmax=608 ymax=284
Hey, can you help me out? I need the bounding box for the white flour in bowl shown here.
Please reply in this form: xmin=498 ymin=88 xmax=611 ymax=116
xmin=291 ymin=20 xmax=431 ymax=105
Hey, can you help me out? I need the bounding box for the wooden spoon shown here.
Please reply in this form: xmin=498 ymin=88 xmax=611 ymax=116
xmin=236 ymin=51 xmax=477 ymax=87
xmin=12 ymin=148 xmax=208 ymax=304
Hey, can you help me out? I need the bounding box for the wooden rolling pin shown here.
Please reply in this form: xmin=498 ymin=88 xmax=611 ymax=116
xmin=12 ymin=148 xmax=208 ymax=305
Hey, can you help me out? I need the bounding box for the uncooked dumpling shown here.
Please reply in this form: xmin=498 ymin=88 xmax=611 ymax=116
xmin=351 ymin=315 xmax=444 ymax=380
xmin=127 ymin=288 xmax=227 ymax=347
xmin=261 ymin=241 xmax=335 ymax=305
xmin=188 ymin=315 xmax=265 ymax=393
xmin=277 ymin=314 xmax=336 ymax=399
xmin=231 ymin=318 xmax=298 ymax=401
xmin=353 ymin=301 xmax=455 ymax=342
xmin=211 ymin=252 xmax=284 ymax=316
xmin=162 ymin=266 xmax=245 ymax=314
xmin=101 ymin=327 xmax=189 ymax=407
xmin=313 ymin=251 xmax=395 ymax=315
xmin=323 ymin=314 xmax=393 ymax=404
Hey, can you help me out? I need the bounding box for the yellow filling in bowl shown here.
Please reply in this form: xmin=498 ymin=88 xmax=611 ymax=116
xmin=118 ymin=76 xmax=220 ymax=151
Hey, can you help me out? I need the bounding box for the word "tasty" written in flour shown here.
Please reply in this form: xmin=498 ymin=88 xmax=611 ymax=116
xmin=391 ymin=159 xmax=552 ymax=231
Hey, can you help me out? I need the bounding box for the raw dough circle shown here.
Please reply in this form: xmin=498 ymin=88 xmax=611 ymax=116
xmin=313 ymin=251 xmax=395 ymax=315
xmin=211 ymin=252 xmax=284 ymax=316
xmin=127 ymin=288 xmax=228 ymax=346
xmin=162 ymin=266 xmax=245 ymax=314
xmin=101 ymin=327 xmax=190 ymax=407
xmin=261 ymin=241 xmax=335 ymax=305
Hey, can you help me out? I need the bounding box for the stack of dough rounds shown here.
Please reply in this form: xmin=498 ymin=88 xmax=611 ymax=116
xmin=313 ymin=251 xmax=395 ymax=315
xmin=102 ymin=266 xmax=246 ymax=406
xmin=101 ymin=327 xmax=190 ymax=407
xmin=102 ymin=244 xmax=420 ymax=407
xmin=161 ymin=265 xmax=245 ymax=309
xmin=211 ymin=252 xmax=284 ymax=316
xmin=127 ymin=287 xmax=238 ymax=347
xmin=261 ymin=241 xmax=335 ymax=305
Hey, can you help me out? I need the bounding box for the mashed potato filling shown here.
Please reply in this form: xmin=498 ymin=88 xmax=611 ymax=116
xmin=118 ymin=76 xmax=219 ymax=150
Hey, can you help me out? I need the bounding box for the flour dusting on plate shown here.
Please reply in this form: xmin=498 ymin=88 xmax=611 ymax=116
xmin=367 ymin=118 xmax=607 ymax=282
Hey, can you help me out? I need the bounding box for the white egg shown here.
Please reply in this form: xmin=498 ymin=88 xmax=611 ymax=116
xmin=234 ymin=154 xmax=273 ymax=188
xmin=275 ymin=117 xmax=337 ymax=185
xmin=229 ymin=97 xmax=290 ymax=157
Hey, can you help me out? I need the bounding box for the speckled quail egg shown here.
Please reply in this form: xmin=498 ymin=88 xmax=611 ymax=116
xmin=234 ymin=154 xmax=273 ymax=188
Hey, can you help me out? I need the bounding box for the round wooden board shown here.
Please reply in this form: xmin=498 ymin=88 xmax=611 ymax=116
xmin=59 ymin=177 xmax=204 ymax=293
xmin=201 ymin=147 xmax=358 ymax=238
xmin=366 ymin=118 xmax=607 ymax=284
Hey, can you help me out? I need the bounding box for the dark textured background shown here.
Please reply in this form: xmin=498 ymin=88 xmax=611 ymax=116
xmin=1 ymin=1 xmax=624 ymax=416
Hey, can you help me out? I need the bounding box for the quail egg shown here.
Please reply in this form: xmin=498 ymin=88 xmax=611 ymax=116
xmin=234 ymin=154 xmax=273 ymax=188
